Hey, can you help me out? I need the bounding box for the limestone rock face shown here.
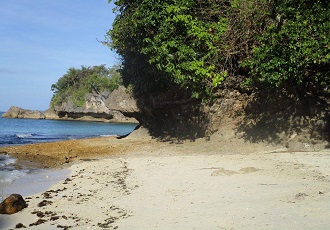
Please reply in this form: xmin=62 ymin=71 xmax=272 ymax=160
xmin=54 ymin=91 xmax=111 ymax=114
xmin=2 ymin=106 xmax=45 ymax=119
xmin=43 ymin=108 xmax=60 ymax=120
xmin=52 ymin=89 xmax=138 ymax=123
xmin=106 ymin=86 xmax=140 ymax=114
xmin=0 ymin=194 xmax=28 ymax=214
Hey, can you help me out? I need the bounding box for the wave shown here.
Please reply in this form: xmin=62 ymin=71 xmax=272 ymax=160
xmin=99 ymin=134 xmax=118 ymax=137
xmin=0 ymin=170 xmax=27 ymax=184
xmin=15 ymin=133 xmax=35 ymax=138
xmin=0 ymin=155 xmax=28 ymax=188
xmin=0 ymin=134 xmax=33 ymax=147
xmin=0 ymin=154 xmax=17 ymax=167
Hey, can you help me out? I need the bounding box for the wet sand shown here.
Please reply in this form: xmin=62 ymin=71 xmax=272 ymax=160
xmin=2 ymin=168 xmax=70 ymax=198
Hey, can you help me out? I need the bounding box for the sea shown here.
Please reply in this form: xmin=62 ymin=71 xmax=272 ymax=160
xmin=0 ymin=112 xmax=137 ymax=200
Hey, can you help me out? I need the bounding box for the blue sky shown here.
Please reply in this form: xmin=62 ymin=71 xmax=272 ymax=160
xmin=0 ymin=0 xmax=118 ymax=111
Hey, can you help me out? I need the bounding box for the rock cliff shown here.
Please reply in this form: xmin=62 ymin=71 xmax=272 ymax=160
xmin=114 ymin=84 xmax=329 ymax=149
xmin=3 ymin=87 xmax=138 ymax=123
xmin=52 ymin=88 xmax=137 ymax=123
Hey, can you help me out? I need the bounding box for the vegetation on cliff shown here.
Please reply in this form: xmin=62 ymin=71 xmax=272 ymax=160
xmin=106 ymin=0 xmax=329 ymax=98
xmin=51 ymin=65 xmax=121 ymax=108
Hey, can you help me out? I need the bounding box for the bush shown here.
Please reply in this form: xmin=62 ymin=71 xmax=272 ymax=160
xmin=242 ymin=0 xmax=330 ymax=93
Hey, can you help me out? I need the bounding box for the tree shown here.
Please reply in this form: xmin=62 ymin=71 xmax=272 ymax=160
xmin=107 ymin=0 xmax=231 ymax=98
xmin=51 ymin=65 xmax=122 ymax=108
xmin=242 ymin=0 xmax=330 ymax=94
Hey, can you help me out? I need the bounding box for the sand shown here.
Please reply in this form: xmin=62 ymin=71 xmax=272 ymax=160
xmin=0 ymin=132 xmax=329 ymax=229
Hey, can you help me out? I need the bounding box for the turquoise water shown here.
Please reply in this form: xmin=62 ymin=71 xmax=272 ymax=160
xmin=0 ymin=112 xmax=137 ymax=194
xmin=0 ymin=112 xmax=137 ymax=147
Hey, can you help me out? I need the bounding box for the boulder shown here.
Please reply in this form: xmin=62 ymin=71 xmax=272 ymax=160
xmin=0 ymin=194 xmax=28 ymax=214
xmin=2 ymin=106 xmax=45 ymax=119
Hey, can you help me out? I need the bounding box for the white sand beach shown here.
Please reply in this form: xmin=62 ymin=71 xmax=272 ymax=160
xmin=0 ymin=135 xmax=329 ymax=229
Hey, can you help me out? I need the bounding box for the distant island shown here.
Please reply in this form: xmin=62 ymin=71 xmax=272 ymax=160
xmin=3 ymin=65 xmax=138 ymax=124
xmin=2 ymin=84 xmax=138 ymax=123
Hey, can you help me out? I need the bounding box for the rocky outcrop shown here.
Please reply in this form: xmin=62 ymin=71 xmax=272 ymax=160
xmin=2 ymin=106 xmax=46 ymax=119
xmin=43 ymin=108 xmax=60 ymax=120
xmin=0 ymin=194 xmax=28 ymax=214
xmin=53 ymin=90 xmax=138 ymax=123
xmin=4 ymin=83 xmax=327 ymax=148
xmin=2 ymin=82 xmax=329 ymax=150
xmin=3 ymin=88 xmax=139 ymax=123
xmin=53 ymin=91 xmax=114 ymax=122
xmin=112 ymin=83 xmax=329 ymax=149
xmin=54 ymin=91 xmax=111 ymax=115
xmin=109 ymin=85 xmax=209 ymax=139
xmin=106 ymin=86 xmax=140 ymax=114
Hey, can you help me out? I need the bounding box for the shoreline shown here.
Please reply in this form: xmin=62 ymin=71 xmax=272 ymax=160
xmin=0 ymin=133 xmax=329 ymax=229
xmin=1 ymin=168 xmax=70 ymax=201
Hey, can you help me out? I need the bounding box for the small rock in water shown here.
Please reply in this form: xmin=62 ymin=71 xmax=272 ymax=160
xmin=0 ymin=194 xmax=28 ymax=214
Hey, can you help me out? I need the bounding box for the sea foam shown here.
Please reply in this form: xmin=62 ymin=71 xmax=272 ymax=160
xmin=16 ymin=133 xmax=33 ymax=138
xmin=0 ymin=170 xmax=27 ymax=184
xmin=0 ymin=154 xmax=28 ymax=185
xmin=0 ymin=154 xmax=16 ymax=167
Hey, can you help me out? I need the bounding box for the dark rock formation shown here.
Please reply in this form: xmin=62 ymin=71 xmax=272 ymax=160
xmin=2 ymin=106 xmax=46 ymax=119
xmin=234 ymin=89 xmax=330 ymax=148
xmin=111 ymin=85 xmax=209 ymax=140
xmin=115 ymin=83 xmax=329 ymax=147
xmin=0 ymin=194 xmax=28 ymax=214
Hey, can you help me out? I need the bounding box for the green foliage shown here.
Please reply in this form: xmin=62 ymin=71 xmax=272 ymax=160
xmin=242 ymin=0 xmax=330 ymax=91
xmin=107 ymin=0 xmax=329 ymax=98
xmin=107 ymin=0 xmax=230 ymax=97
xmin=51 ymin=65 xmax=122 ymax=108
